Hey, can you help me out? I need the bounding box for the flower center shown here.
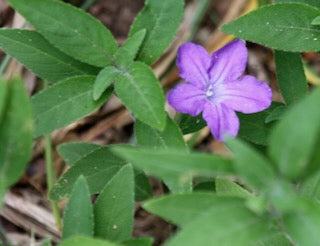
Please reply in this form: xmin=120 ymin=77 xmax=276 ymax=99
xmin=205 ymin=85 xmax=214 ymax=98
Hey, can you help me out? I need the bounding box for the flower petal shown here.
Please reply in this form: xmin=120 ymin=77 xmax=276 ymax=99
xmin=222 ymin=75 xmax=272 ymax=114
xmin=167 ymin=83 xmax=207 ymax=116
xmin=177 ymin=42 xmax=211 ymax=89
xmin=203 ymin=103 xmax=239 ymax=142
xmin=209 ymin=39 xmax=248 ymax=84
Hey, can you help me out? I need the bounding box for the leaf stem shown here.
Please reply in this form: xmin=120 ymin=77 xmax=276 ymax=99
xmin=81 ymin=0 xmax=98 ymax=10
xmin=44 ymin=134 xmax=62 ymax=230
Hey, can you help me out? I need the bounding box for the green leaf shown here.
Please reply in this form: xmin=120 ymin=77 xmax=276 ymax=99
xmin=0 ymin=79 xmax=8 ymax=122
xmin=167 ymin=198 xmax=271 ymax=246
xmin=129 ymin=0 xmax=184 ymax=65
xmin=276 ymin=0 xmax=320 ymax=8
xmin=41 ymin=238 xmax=52 ymax=246
xmin=312 ymin=16 xmax=320 ymax=25
xmin=32 ymin=75 xmax=112 ymax=137
xmin=143 ymin=193 xmax=233 ymax=227
xmin=265 ymin=105 xmax=286 ymax=123
xmin=8 ymin=0 xmax=117 ymax=67
xmin=62 ymin=176 xmax=93 ymax=239
xmin=222 ymin=3 xmax=320 ymax=52
xmin=178 ymin=114 xmax=206 ymax=135
xmin=114 ymin=62 xmax=166 ymax=130
xmin=0 ymin=29 xmax=98 ymax=83
xmin=94 ymin=164 xmax=134 ymax=241
xmin=115 ymin=29 xmax=146 ymax=67
xmin=215 ymin=177 xmax=253 ymax=198
xmin=58 ymin=142 xmax=102 ymax=166
xmin=111 ymin=146 xmax=233 ymax=184
xmin=269 ymin=87 xmax=320 ymax=180
xmin=0 ymin=78 xmax=33 ymax=187
xmin=283 ymin=199 xmax=320 ymax=246
xmin=237 ymin=103 xmax=282 ymax=146
xmin=122 ymin=237 xmax=153 ymax=246
xmin=135 ymin=116 xmax=190 ymax=192
xmin=227 ymin=138 xmax=275 ymax=191
xmin=59 ymin=236 xmax=120 ymax=246
xmin=93 ymin=66 xmax=120 ymax=101
xmin=134 ymin=170 xmax=152 ymax=201
xmin=301 ymin=171 xmax=320 ymax=201
xmin=50 ymin=146 xmax=126 ymax=200
xmin=275 ymin=51 xmax=308 ymax=105
xmin=135 ymin=116 xmax=187 ymax=151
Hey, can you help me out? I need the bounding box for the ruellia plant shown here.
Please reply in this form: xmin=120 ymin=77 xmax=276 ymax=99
xmin=1 ymin=0 xmax=320 ymax=245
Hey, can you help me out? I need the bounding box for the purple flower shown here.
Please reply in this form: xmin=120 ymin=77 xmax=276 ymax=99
xmin=168 ymin=40 xmax=272 ymax=142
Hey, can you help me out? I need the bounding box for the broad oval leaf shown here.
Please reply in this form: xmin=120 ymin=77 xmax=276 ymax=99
xmin=32 ymin=75 xmax=112 ymax=137
xmin=50 ymin=146 xmax=126 ymax=200
xmin=114 ymin=62 xmax=166 ymax=130
xmin=276 ymin=0 xmax=320 ymax=8
xmin=0 ymin=78 xmax=33 ymax=187
xmin=269 ymin=87 xmax=320 ymax=180
xmin=62 ymin=176 xmax=93 ymax=239
xmin=8 ymin=0 xmax=117 ymax=67
xmin=94 ymin=164 xmax=134 ymax=242
xmin=274 ymin=51 xmax=307 ymax=105
xmin=222 ymin=3 xmax=320 ymax=52
xmin=58 ymin=142 xmax=101 ymax=166
xmin=167 ymin=198 xmax=272 ymax=246
xmin=0 ymin=29 xmax=99 ymax=83
xmin=129 ymin=0 xmax=184 ymax=64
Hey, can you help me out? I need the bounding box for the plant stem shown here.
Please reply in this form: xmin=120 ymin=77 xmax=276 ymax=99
xmin=44 ymin=134 xmax=62 ymax=230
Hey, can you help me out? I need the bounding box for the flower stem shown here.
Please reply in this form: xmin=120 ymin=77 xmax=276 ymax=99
xmin=44 ymin=134 xmax=62 ymax=230
xmin=0 ymin=55 xmax=11 ymax=77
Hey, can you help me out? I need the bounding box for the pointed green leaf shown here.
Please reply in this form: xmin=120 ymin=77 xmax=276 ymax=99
xmin=129 ymin=0 xmax=184 ymax=64
xmin=215 ymin=177 xmax=253 ymax=198
xmin=93 ymin=66 xmax=120 ymax=101
xmin=275 ymin=51 xmax=307 ymax=105
xmin=114 ymin=62 xmax=166 ymax=130
xmin=135 ymin=116 xmax=190 ymax=192
xmin=0 ymin=29 xmax=99 ymax=83
xmin=59 ymin=236 xmax=120 ymax=246
xmin=144 ymin=193 xmax=229 ymax=227
xmin=50 ymin=146 xmax=126 ymax=200
xmin=227 ymin=138 xmax=276 ymax=190
xmin=134 ymin=170 xmax=152 ymax=201
xmin=63 ymin=176 xmax=93 ymax=239
xmin=0 ymin=78 xmax=33 ymax=187
xmin=32 ymin=75 xmax=112 ymax=137
xmin=8 ymin=0 xmax=117 ymax=67
xmin=222 ymin=3 xmax=320 ymax=52
xmin=167 ymin=199 xmax=271 ymax=246
xmin=115 ymin=29 xmax=146 ymax=67
xmin=265 ymin=105 xmax=286 ymax=123
xmin=111 ymin=146 xmax=233 ymax=184
xmin=58 ymin=142 xmax=102 ymax=166
xmin=301 ymin=171 xmax=320 ymax=201
xmin=269 ymin=87 xmax=320 ymax=180
xmin=94 ymin=164 xmax=134 ymax=241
